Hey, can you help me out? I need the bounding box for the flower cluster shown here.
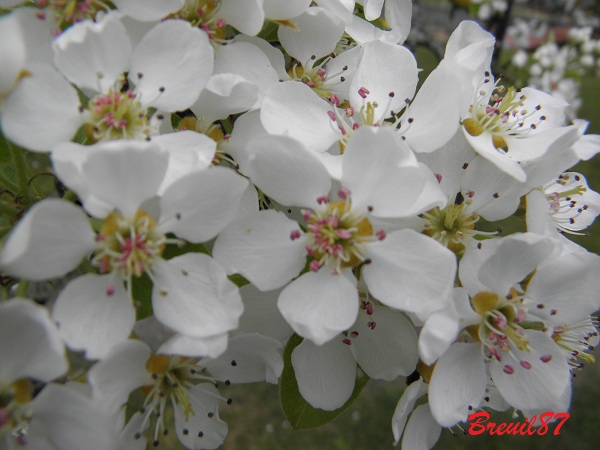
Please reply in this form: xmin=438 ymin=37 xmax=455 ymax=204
xmin=508 ymin=23 xmax=600 ymax=121
xmin=0 ymin=1 xmax=599 ymax=449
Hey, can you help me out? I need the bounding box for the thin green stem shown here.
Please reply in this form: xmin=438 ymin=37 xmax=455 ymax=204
xmin=8 ymin=140 xmax=29 ymax=195
xmin=15 ymin=280 xmax=29 ymax=298
xmin=63 ymin=190 xmax=79 ymax=203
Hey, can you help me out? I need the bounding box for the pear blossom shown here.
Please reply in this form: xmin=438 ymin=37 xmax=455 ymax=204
xmin=528 ymin=172 xmax=600 ymax=237
xmin=0 ymin=298 xmax=119 ymax=449
xmin=0 ymin=142 xmax=248 ymax=358
xmin=260 ymin=21 xmax=496 ymax=181
xmin=461 ymin=73 xmax=575 ymax=182
xmin=2 ymin=12 xmax=214 ymax=151
xmin=426 ymin=233 xmax=600 ymax=426
xmin=391 ymin=378 xmax=441 ymax=450
xmin=214 ymin=127 xmax=455 ymax=345
xmin=292 ymin=300 xmax=418 ymax=410
xmin=89 ymin=335 xmax=283 ymax=449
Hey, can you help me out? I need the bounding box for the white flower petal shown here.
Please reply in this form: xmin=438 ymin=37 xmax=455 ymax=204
xmin=291 ymin=336 xmax=356 ymax=410
xmin=342 ymin=127 xmax=435 ymax=217
xmin=231 ymin=34 xmax=288 ymax=80
xmin=416 ymin=130 xmax=476 ymax=198
xmin=111 ymin=0 xmax=184 ymax=21
xmin=350 ymin=41 xmax=417 ymax=124
xmin=158 ymin=166 xmax=248 ymax=242
xmin=458 ymin=237 xmax=500 ymax=296
xmin=152 ymin=131 xmax=216 ymax=193
xmin=88 ymin=340 xmax=152 ymax=414
xmin=444 ymin=20 xmax=494 ymax=74
xmin=363 ymin=229 xmax=456 ymax=320
xmin=363 ymin=0 xmax=385 ymax=20
xmin=278 ymin=7 xmax=345 ymax=63
xmin=384 ymin=0 xmax=413 ymax=45
xmin=158 ymin=333 xmax=229 ymax=359
xmin=0 ymin=299 xmax=67 ymax=385
xmin=260 ymin=81 xmax=340 ymax=152
xmin=391 ymin=379 xmax=427 ymax=445
xmin=11 ymin=7 xmax=56 ymax=66
xmin=573 ymin=132 xmax=600 ymax=161
xmin=236 ymin=284 xmax=293 ymax=340
xmin=527 ymin=251 xmax=600 ymax=322
xmin=489 ymin=331 xmax=570 ymax=412
xmin=52 ymin=274 xmax=135 ymax=360
xmin=0 ymin=12 xmax=26 ymax=96
xmin=345 ymin=15 xmax=403 ymax=45
xmin=214 ymin=41 xmax=279 ymax=107
xmin=2 ymin=63 xmax=81 ymax=152
xmin=418 ymin=294 xmax=462 ymax=366
xmin=401 ymin=404 xmax=442 ymax=450
xmin=278 ymin=270 xmax=359 ymax=345
xmin=131 ymin=20 xmax=213 ymax=111
xmin=0 ymin=199 xmax=95 ymax=281
xmin=316 ymin=0 xmax=355 ymax=24
xmin=222 ymin=109 xmax=266 ymax=174
xmin=30 ymin=384 xmax=120 ymax=450
xmin=429 ymin=342 xmax=486 ymax=427
xmin=463 ymin=131 xmax=527 ymax=182
xmin=190 ymin=73 xmax=259 ymax=124
xmin=173 ymin=384 xmax=227 ymax=450
xmin=120 ymin=412 xmax=149 ymax=450
xmin=235 ymin=183 xmax=260 ymax=219
xmin=212 ymin=210 xmax=306 ymax=291
xmin=478 ymin=233 xmax=555 ymax=295
xmin=51 ymin=143 xmax=116 ymax=218
xmin=263 ymin=0 xmax=311 ymax=20
xmin=203 ymin=334 xmax=284 ymax=384
xmin=217 ymin=0 xmax=264 ymax=35
xmin=81 ymin=140 xmax=168 ymax=218
xmin=505 ymin=126 xmax=579 ymax=163
xmin=246 ymin=134 xmax=331 ymax=208
xmin=132 ymin=316 xmax=174 ymax=353
xmin=350 ymin=306 xmax=418 ymax=380
xmin=401 ymin=61 xmax=464 ymax=153
xmin=526 ymin=189 xmax=561 ymax=239
xmin=53 ymin=11 xmax=131 ymax=92
xmin=461 ymin=154 xmax=525 ymax=221
xmin=322 ymin=45 xmax=360 ymax=98
xmin=152 ymin=253 xmax=243 ymax=338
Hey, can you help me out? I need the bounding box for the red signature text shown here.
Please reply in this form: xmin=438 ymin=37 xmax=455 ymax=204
xmin=467 ymin=411 xmax=570 ymax=436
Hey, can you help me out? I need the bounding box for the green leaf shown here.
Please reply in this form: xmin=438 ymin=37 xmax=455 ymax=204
xmin=280 ymin=334 xmax=369 ymax=430
xmin=257 ymin=20 xmax=279 ymax=42
xmin=0 ymin=129 xmax=10 ymax=164
xmin=228 ymin=273 xmax=249 ymax=288
xmin=131 ymin=272 xmax=153 ymax=320
xmin=161 ymin=238 xmax=210 ymax=260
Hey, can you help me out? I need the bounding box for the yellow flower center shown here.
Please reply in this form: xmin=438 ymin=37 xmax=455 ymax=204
xmin=37 ymin=0 xmax=105 ymax=33
xmin=422 ymin=202 xmax=480 ymax=253
xmin=84 ymin=88 xmax=148 ymax=142
xmin=93 ymin=210 xmax=165 ymax=279
xmin=303 ymin=199 xmax=378 ymax=274
xmin=470 ymin=289 xmax=531 ymax=363
xmin=172 ymin=0 xmax=228 ymax=44
xmin=463 ymin=80 xmax=546 ymax=152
